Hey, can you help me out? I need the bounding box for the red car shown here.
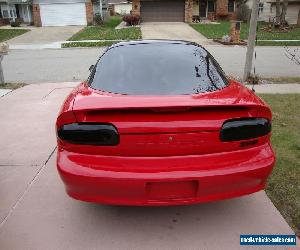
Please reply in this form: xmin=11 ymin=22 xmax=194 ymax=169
xmin=56 ymin=40 xmax=275 ymax=206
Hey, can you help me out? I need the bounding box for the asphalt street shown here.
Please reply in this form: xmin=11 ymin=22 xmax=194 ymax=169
xmin=3 ymin=46 xmax=300 ymax=84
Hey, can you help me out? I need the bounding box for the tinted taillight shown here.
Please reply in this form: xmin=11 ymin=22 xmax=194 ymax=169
xmin=57 ymin=123 xmax=119 ymax=146
xmin=220 ymin=118 xmax=271 ymax=142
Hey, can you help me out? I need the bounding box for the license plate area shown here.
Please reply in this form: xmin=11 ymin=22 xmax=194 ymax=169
xmin=146 ymin=180 xmax=198 ymax=200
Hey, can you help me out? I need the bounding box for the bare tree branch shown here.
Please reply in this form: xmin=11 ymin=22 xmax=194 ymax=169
xmin=285 ymin=46 xmax=300 ymax=66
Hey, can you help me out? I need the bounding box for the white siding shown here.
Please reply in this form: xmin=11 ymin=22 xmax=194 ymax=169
xmin=114 ymin=3 xmax=132 ymax=15
xmin=247 ymin=0 xmax=272 ymax=22
xmin=285 ymin=4 xmax=300 ymax=24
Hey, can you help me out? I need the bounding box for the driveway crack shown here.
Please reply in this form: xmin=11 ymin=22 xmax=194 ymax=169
xmin=0 ymin=146 xmax=57 ymax=229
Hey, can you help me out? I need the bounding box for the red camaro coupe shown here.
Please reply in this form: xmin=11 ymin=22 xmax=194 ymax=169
xmin=56 ymin=40 xmax=275 ymax=206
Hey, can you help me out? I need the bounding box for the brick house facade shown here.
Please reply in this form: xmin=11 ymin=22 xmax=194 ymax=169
xmin=133 ymin=0 xmax=237 ymax=22
xmin=32 ymin=4 xmax=42 ymax=27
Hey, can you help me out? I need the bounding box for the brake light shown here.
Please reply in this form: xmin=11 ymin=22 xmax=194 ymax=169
xmin=57 ymin=123 xmax=119 ymax=146
xmin=220 ymin=118 xmax=271 ymax=142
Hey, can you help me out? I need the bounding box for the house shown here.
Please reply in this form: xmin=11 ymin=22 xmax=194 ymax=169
xmin=246 ymin=0 xmax=272 ymax=22
xmin=268 ymin=0 xmax=300 ymax=24
xmin=0 ymin=0 xmax=95 ymax=26
xmin=247 ymin=0 xmax=300 ymax=25
xmin=0 ymin=0 xmax=33 ymax=25
xmin=131 ymin=0 xmax=237 ymax=22
xmin=32 ymin=0 xmax=94 ymax=26
xmin=108 ymin=0 xmax=132 ymax=15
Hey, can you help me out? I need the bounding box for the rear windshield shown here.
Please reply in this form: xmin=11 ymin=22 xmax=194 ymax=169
xmin=89 ymin=42 xmax=228 ymax=95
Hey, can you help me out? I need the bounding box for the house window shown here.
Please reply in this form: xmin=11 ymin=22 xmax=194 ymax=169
xmin=208 ymin=0 xmax=215 ymax=12
xmin=2 ymin=10 xmax=9 ymax=18
xmin=258 ymin=3 xmax=264 ymax=13
xmin=1 ymin=5 xmax=17 ymax=18
xmin=228 ymin=0 xmax=235 ymax=12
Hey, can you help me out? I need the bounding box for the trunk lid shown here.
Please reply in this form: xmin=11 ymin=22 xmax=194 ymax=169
xmin=67 ymin=81 xmax=267 ymax=156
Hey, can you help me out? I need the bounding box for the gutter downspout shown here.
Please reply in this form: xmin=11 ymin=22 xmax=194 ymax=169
xmin=99 ymin=0 xmax=103 ymax=20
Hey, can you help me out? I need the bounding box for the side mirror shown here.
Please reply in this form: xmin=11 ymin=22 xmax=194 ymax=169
xmin=89 ymin=65 xmax=95 ymax=72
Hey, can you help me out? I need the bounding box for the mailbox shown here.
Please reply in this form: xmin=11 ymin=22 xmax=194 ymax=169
xmin=230 ymin=21 xmax=242 ymax=43
xmin=236 ymin=21 xmax=241 ymax=31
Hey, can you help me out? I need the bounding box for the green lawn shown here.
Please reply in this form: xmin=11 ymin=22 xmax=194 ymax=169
xmin=0 ymin=29 xmax=29 ymax=42
xmin=190 ymin=21 xmax=300 ymax=45
xmin=62 ymin=41 xmax=120 ymax=48
xmin=69 ymin=16 xmax=141 ymax=41
xmin=259 ymin=94 xmax=300 ymax=236
xmin=261 ymin=77 xmax=300 ymax=83
xmin=0 ymin=83 xmax=27 ymax=90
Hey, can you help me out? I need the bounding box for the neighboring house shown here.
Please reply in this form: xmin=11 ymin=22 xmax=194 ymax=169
xmin=132 ymin=0 xmax=237 ymax=22
xmin=247 ymin=0 xmax=300 ymax=24
xmin=108 ymin=0 xmax=132 ymax=15
xmin=0 ymin=0 xmax=95 ymax=27
xmin=0 ymin=0 xmax=33 ymax=25
xmin=246 ymin=0 xmax=272 ymax=22
xmin=268 ymin=0 xmax=300 ymax=24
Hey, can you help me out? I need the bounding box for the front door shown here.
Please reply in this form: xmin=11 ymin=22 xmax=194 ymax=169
xmin=199 ymin=0 xmax=207 ymax=17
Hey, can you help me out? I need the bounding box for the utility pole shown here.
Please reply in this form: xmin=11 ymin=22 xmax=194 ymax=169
xmin=243 ymin=0 xmax=260 ymax=81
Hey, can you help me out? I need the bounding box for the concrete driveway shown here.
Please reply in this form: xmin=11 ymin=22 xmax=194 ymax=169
xmin=7 ymin=26 xmax=83 ymax=45
xmin=0 ymin=83 xmax=297 ymax=250
xmin=141 ymin=22 xmax=211 ymax=45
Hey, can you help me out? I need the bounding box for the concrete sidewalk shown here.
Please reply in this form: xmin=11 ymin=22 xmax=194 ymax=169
xmin=0 ymin=83 xmax=297 ymax=250
xmin=246 ymin=83 xmax=300 ymax=93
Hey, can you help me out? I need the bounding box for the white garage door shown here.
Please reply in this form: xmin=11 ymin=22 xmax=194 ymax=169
xmin=40 ymin=3 xmax=87 ymax=26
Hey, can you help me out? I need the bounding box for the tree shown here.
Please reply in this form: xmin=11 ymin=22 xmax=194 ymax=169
xmin=275 ymin=0 xmax=281 ymax=25
xmin=236 ymin=0 xmax=251 ymax=22
xmin=243 ymin=0 xmax=260 ymax=81
xmin=280 ymin=0 xmax=289 ymax=25
xmin=297 ymin=7 xmax=300 ymax=27
xmin=275 ymin=0 xmax=289 ymax=26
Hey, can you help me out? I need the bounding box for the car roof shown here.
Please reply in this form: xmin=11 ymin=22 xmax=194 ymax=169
xmin=109 ymin=39 xmax=205 ymax=49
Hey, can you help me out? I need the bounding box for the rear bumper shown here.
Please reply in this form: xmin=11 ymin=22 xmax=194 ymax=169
xmin=57 ymin=143 xmax=275 ymax=206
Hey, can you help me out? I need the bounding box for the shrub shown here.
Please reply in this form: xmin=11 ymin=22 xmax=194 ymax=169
xmin=94 ymin=13 xmax=103 ymax=26
xmin=216 ymin=13 xmax=229 ymax=20
xmin=237 ymin=3 xmax=251 ymax=22
xmin=10 ymin=19 xmax=22 ymax=27
xmin=122 ymin=14 xmax=140 ymax=26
